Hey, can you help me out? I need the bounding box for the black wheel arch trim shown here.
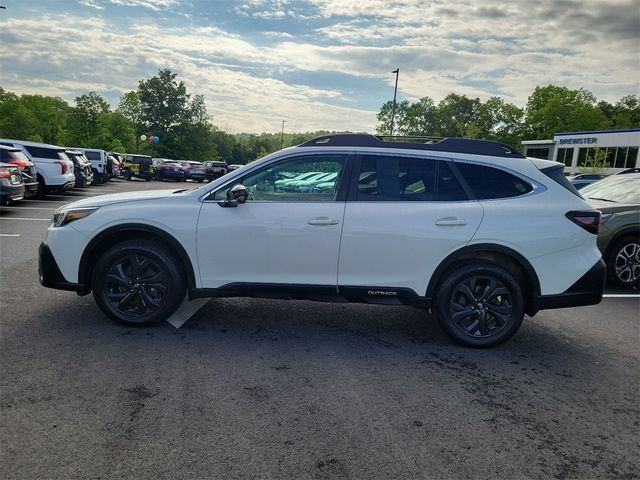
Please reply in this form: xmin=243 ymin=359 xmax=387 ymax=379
xmin=425 ymin=243 xmax=541 ymax=311
xmin=604 ymin=227 xmax=640 ymax=256
xmin=77 ymin=223 xmax=197 ymax=296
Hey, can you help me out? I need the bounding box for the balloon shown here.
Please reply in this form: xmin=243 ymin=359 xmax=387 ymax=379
xmin=139 ymin=134 xmax=147 ymax=141
xmin=148 ymin=136 xmax=154 ymax=143
xmin=153 ymin=136 xmax=159 ymax=143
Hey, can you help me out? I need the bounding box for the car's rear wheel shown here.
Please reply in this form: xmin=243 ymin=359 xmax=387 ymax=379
xmin=92 ymin=240 xmax=186 ymax=326
xmin=607 ymin=235 xmax=640 ymax=287
xmin=435 ymin=262 xmax=524 ymax=348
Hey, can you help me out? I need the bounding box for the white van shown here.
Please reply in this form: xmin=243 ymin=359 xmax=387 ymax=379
xmin=0 ymin=139 xmax=75 ymax=196
xmin=77 ymin=149 xmax=109 ymax=184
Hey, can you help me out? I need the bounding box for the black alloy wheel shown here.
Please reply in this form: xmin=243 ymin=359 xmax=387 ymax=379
xmin=92 ymin=240 xmax=186 ymax=326
xmin=436 ymin=262 xmax=524 ymax=347
xmin=448 ymin=276 xmax=512 ymax=338
xmin=608 ymin=236 xmax=640 ymax=287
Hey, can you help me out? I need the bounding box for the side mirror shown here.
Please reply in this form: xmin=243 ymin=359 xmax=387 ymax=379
xmin=219 ymin=184 xmax=247 ymax=207
xmin=229 ymin=184 xmax=247 ymax=203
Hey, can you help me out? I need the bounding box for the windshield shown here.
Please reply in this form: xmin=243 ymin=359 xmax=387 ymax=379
xmin=580 ymin=175 xmax=640 ymax=204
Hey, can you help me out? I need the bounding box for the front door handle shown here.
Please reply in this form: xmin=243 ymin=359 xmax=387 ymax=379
xmin=308 ymin=217 xmax=339 ymax=226
xmin=435 ymin=217 xmax=467 ymax=226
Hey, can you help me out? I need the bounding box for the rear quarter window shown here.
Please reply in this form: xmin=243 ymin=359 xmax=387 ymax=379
xmin=24 ymin=145 xmax=60 ymax=159
xmin=84 ymin=151 xmax=101 ymax=161
xmin=455 ymin=162 xmax=533 ymax=199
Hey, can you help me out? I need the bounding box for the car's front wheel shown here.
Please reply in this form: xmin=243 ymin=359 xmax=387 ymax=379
xmin=435 ymin=262 xmax=524 ymax=348
xmin=92 ymin=240 xmax=186 ymax=326
xmin=607 ymin=235 xmax=640 ymax=287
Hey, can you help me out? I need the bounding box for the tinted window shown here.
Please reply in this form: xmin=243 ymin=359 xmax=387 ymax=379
xmin=456 ymin=162 xmax=533 ymax=199
xmin=356 ymin=155 xmax=467 ymax=201
xmin=84 ymin=151 xmax=101 ymax=161
xmin=214 ymin=154 xmax=347 ymax=202
xmin=437 ymin=162 xmax=468 ymax=201
xmin=24 ymin=145 xmax=60 ymax=159
xmin=357 ymin=155 xmax=437 ymax=201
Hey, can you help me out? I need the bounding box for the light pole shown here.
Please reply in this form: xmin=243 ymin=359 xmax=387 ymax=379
xmin=280 ymin=120 xmax=287 ymax=150
xmin=390 ymin=68 xmax=399 ymax=136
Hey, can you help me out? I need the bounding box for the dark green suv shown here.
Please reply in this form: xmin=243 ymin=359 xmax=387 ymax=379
xmin=581 ymin=174 xmax=640 ymax=287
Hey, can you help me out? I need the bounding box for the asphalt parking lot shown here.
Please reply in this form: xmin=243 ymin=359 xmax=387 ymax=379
xmin=1 ymin=179 xmax=638 ymax=480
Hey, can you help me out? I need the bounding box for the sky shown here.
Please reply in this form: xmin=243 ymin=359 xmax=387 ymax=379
xmin=0 ymin=0 xmax=638 ymax=134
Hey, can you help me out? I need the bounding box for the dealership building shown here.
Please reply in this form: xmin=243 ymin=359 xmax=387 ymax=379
xmin=522 ymin=129 xmax=640 ymax=174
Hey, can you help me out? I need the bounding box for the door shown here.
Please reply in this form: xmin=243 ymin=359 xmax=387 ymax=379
xmin=338 ymin=154 xmax=483 ymax=295
xmin=197 ymin=154 xmax=350 ymax=288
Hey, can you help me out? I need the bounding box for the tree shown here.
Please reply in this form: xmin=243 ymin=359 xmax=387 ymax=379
xmin=375 ymin=100 xmax=410 ymax=135
xmin=400 ymin=97 xmax=439 ymax=136
xmin=118 ymin=91 xmax=145 ymax=151
xmin=0 ymin=96 xmax=38 ymax=140
xmin=524 ymin=85 xmax=608 ymax=139
xmin=18 ymin=94 xmax=70 ymax=145
xmin=436 ymin=94 xmax=482 ymax=137
xmin=611 ymin=95 xmax=640 ymax=129
xmin=68 ymin=91 xmax=110 ymax=147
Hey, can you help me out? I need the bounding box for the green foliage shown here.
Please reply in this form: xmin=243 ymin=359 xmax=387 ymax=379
xmin=524 ymin=85 xmax=608 ymax=139
xmin=375 ymin=85 xmax=636 ymax=149
xmin=579 ymin=148 xmax=610 ymax=175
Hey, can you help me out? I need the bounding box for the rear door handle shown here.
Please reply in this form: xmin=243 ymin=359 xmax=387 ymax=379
xmin=435 ymin=217 xmax=467 ymax=226
xmin=308 ymin=217 xmax=339 ymax=226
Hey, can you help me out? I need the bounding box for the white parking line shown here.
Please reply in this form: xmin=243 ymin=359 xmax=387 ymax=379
xmin=603 ymin=294 xmax=639 ymax=298
xmin=0 ymin=217 xmax=50 ymax=221
xmin=0 ymin=234 xmax=21 ymax=237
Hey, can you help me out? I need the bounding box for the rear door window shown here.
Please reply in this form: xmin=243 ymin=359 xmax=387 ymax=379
xmin=24 ymin=145 xmax=60 ymax=159
xmin=455 ymin=162 xmax=533 ymax=199
xmin=355 ymin=155 xmax=468 ymax=201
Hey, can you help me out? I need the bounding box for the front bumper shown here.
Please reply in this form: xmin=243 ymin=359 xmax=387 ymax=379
xmin=38 ymin=242 xmax=84 ymax=293
xmin=535 ymin=259 xmax=606 ymax=311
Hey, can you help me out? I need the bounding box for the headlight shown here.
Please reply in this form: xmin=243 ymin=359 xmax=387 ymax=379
xmin=52 ymin=207 xmax=99 ymax=227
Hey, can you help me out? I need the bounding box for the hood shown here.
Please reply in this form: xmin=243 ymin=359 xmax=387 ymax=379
xmin=61 ymin=189 xmax=180 ymax=209
xmin=586 ymin=198 xmax=640 ymax=214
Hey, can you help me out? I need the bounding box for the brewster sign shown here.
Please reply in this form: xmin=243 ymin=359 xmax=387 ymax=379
xmin=559 ymin=137 xmax=598 ymax=145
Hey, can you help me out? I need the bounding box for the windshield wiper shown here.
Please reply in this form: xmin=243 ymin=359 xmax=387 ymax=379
xmin=587 ymin=197 xmax=617 ymax=203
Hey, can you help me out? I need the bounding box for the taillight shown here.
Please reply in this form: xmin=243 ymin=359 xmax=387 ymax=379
xmin=0 ymin=169 xmax=10 ymax=179
xmin=566 ymin=211 xmax=602 ymax=235
xmin=55 ymin=160 xmax=67 ymax=174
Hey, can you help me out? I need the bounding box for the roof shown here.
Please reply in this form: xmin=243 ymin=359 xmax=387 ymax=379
xmin=0 ymin=138 xmax=65 ymax=150
xmin=0 ymin=144 xmax=21 ymax=151
xmin=554 ymin=129 xmax=640 ymax=136
xmin=298 ymin=134 xmax=525 ymax=158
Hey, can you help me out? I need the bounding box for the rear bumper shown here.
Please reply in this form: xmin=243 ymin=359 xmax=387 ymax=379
xmin=23 ymin=181 xmax=39 ymax=197
xmin=0 ymin=183 xmax=25 ymax=201
xmin=38 ymin=242 xmax=85 ymax=293
xmin=534 ymin=259 xmax=606 ymax=311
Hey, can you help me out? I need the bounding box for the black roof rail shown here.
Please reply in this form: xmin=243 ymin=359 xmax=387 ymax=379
xmin=298 ymin=134 xmax=525 ymax=158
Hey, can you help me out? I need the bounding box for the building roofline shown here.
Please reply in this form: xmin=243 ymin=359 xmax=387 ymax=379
xmin=554 ymin=129 xmax=640 ymax=136
xmin=522 ymin=140 xmax=555 ymax=145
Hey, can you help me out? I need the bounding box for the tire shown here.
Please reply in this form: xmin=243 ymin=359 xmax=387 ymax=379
xmin=124 ymin=170 xmax=132 ymax=181
xmin=606 ymin=235 xmax=640 ymax=287
xmin=435 ymin=262 xmax=524 ymax=348
xmin=35 ymin=177 xmax=46 ymax=199
xmin=91 ymin=239 xmax=186 ymax=326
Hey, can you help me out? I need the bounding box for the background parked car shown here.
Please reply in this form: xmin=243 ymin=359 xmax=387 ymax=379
xmin=122 ymin=154 xmax=154 ymax=181
xmin=227 ymin=164 xmax=243 ymax=172
xmin=65 ymin=150 xmax=94 ymax=187
xmin=180 ymin=161 xmax=206 ymax=182
xmin=582 ymin=173 xmax=640 ymax=287
xmin=77 ymin=148 xmax=110 ymax=184
xmin=0 ymin=162 xmax=25 ymax=204
xmin=203 ymin=161 xmax=228 ymax=181
xmin=153 ymin=158 xmax=186 ymax=181
xmin=0 ymin=139 xmax=75 ymax=197
xmin=0 ymin=145 xmax=39 ymax=198
xmin=570 ymin=173 xmax=604 ymax=190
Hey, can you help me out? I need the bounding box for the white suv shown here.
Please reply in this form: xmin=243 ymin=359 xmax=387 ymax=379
xmin=0 ymin=139 xmax=75 ymax=196
xmin=39 ymin=135 xmax=605 ymax=347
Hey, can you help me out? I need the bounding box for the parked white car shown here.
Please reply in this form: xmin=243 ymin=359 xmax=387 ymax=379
xmin=77 ymin=148 xmax=110 ymax=184
xmin=0 ymin=139 xmax=75 ymax=196
xmin=39 ymin=134 xmax=605 ymax=347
